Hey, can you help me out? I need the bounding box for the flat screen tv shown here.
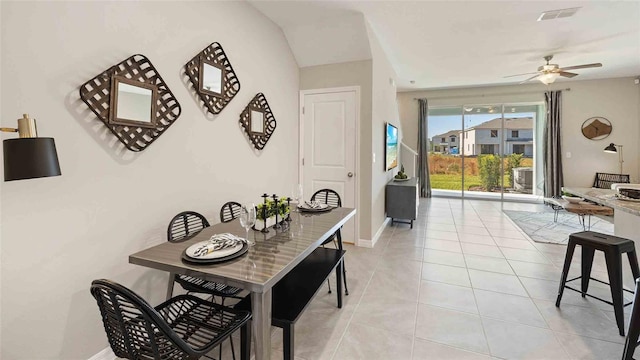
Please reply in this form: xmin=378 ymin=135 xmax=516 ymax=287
xmin=385 ymin=122 xmax=398 ymax=171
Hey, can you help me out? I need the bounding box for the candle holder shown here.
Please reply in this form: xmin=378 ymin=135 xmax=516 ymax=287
xmin=260 ymin=193 xmax=269 ymax=233
xmin=272 ymin=194 xmax=281 ymax=229
xmin=286 ymin=197 xmax=292 ymax=222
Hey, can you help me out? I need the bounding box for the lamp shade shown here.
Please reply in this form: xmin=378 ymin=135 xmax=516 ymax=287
xmin=3 ymin=138 xmax=61 ymax=181
xmin=604 ymin=143 xmax=617 ymax=153
xmin=539 ymin=72 xmax=559 ymax=85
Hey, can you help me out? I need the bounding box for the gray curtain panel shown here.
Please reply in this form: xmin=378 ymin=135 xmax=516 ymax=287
xmin=544 ymin=90 xmax=564 ymax=198
xmin=418 ymin=99 xmax=432 ymax=198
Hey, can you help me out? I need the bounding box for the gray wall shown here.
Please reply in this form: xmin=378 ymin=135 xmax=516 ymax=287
xmin=300 ymin=60 xmax=373 ymax=240
xmin=0 ymin=2 xmax=299 ymax=358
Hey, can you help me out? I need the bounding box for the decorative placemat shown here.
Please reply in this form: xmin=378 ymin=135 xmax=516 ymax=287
xmin=79 ymin=54 xmax=181 ymax=152
xmin=184 ymin=42 xmax=241 ymax=115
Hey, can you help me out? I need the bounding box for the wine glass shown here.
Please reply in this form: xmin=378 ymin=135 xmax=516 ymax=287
xmin=292 ymin=184 xmax=304 ymax=211
xmin=239 ymin=204 xmax=256 ymax=246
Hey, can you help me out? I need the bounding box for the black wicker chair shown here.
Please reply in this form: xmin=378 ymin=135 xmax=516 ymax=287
xmin=311 ymin=189 xmax=349 ymax=295
xmin=593 ymin=172 xmax=630 ymax=189
xmin=168 ymin=211 xmax=244 ymax=359
xmin=167 ymin=211 xmax=243 ymax=300
xmin=220 ymin=201 xmax=242 ymax=223
xmin=91 ymin=279 xmax=251 ymax=360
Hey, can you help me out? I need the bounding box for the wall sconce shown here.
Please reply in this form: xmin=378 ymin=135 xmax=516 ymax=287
xmin=603 ymin=143 xmax=624 ymax=174
xmin=1 ymin=114 xmax=61 ymax=181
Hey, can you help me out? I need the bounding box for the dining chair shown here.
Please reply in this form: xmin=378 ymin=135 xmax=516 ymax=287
xmin=311 ymin=189 xmax=349 ymax=295
xmin=168 ymin=211 xmax=243 ymax=359
xmin=220 ymin=201 xmax=242 ymax=223
xmin=91 ymin=279 xmax=251 ymax=360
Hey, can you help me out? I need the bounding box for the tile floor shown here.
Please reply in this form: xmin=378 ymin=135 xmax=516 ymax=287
xmin=233 ymin=198 xmax=637 ymax=359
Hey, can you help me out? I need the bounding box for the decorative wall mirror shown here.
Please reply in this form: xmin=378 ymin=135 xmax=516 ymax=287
xmin=79 ymin=54 xmax=181 ymax=152
xmin=581 ymin=117 xmax=612 ymax=140
xmin=239 ymin=93 xmax=276 ymax=150
xmin=109 ymin=76 xmax=158 ymax=128
xmin=185 ymin=42 xmax=240 ymax=115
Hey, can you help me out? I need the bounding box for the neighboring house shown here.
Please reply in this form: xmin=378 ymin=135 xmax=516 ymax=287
xmin=460 ymin=117 xmax=533 ymax=156
xmin=431 ymin=130 xmax=460 ymax=154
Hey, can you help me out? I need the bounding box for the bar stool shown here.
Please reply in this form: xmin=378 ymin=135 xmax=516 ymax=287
xmin=556 ymin=231 xmax=640 ymax=336
xmin=622 ymin=278 xmax=640 ymax=360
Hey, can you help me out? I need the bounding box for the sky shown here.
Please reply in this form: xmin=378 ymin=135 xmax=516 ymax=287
xmin=428 ymin=112 xmax=536 ymax=139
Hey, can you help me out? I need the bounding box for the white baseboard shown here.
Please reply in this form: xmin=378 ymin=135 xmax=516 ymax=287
xmin=358 ymin=217 xmax=390 ymax=248
xmin=88 ymin=347 xmax=115 ymax=360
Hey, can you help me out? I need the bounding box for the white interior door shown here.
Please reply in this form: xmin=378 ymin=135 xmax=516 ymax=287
xmin=302 ymin=89 xmax=358 ymax=243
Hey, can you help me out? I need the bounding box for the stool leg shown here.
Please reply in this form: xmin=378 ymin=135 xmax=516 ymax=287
xmin=623 ymin=280 xmax=640 ymax=360
xmin=627 ymin=250 xmax=640 ymax=281
xmin=556 ymin=241 xmax=577 ymax=307
xmin=581 ymin=247 xmax=596 ymax=298
xmin=283 ymin=324 xmax=294 ymax=360
xmin=604 ymin=250 xmax=626 ymax=336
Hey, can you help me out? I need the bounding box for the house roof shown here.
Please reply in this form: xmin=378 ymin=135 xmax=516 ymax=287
xmin=466 ymin=117 xmax=533 ymax=131
xmin=431 ymin=130 xmax=460 ymax=140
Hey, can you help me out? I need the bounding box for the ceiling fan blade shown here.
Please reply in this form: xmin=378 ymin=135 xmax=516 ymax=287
xmin=559 ymin=71 xmax=579 ymax=78
xmin=559 ymin=63 xmax=602 ymax=71
xmin=504 ymin=72 xmax=540 ymax=78
xmin=519 ymin=74 xmax=540 ymax=84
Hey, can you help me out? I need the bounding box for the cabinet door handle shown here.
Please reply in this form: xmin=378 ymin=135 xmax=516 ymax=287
xmin=347 ymin=172 xmax=354 ymax=178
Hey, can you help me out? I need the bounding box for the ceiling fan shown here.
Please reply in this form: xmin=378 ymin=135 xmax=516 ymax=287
xmin=505 ymin=55 xmax=602 ymax=85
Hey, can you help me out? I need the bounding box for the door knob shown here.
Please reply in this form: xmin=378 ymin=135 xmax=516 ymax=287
xmin=348 ymin=172 xmax=354 ymax=178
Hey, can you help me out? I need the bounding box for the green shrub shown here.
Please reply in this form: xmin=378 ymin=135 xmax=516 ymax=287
xmin=478 ymin=155 xmax=501 ymax=191
xmin=506 ymin=153 xmax=524 ymax=187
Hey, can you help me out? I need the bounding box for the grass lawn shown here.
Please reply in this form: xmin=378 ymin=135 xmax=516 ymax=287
xmin=431 ymin=173 xmax=510 ymax=191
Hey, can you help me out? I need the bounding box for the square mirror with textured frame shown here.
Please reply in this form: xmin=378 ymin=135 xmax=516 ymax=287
xmin=79 ymin=54 xmax=182 ymax=152
xmin=239 ymin=93 xmax=276 ymax=150
xmin=185 ymin=42 xmax=240 ymax=115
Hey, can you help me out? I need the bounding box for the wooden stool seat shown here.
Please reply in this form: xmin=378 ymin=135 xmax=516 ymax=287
xmin=556 ymin=231 xmax=640 ymax=336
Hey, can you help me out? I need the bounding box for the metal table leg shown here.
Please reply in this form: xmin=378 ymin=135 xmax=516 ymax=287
xmin=251 ymin=289 xmax=272 ymax=360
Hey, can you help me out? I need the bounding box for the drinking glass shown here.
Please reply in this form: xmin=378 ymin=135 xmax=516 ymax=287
xmin=292 ymin=184 xmax=304 ymax=210
xmin=239 ymin=203 xmax=256 ymax=246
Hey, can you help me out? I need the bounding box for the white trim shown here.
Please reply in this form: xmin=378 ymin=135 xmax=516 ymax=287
xmin=88 ymin=347 xmax=115 ymax=360
xmin=358 ymin=217 xmax=390 ymax=248
xmin=299 ymin=86 xmax=361 ymax=245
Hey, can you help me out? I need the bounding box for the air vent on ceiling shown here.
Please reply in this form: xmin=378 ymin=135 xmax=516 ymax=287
xmin=537 ymin=7 xmax=580 ymax=21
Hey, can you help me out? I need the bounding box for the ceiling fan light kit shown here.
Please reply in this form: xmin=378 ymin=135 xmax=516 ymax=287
xmin=539 ymin=72 xmax=560 ymax=85
xmin=505 ymin=55 xmax=602 ymax=85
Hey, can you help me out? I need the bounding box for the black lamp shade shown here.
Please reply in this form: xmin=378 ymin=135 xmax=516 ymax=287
xmin=3 ymin=138 xmax=61 ymax=181
xmin=604 ymin=143 xmax=617 ymax=153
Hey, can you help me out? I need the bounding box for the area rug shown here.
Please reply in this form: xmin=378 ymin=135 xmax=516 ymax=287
xmin=503 ymin=209 xmax=614 ymax=245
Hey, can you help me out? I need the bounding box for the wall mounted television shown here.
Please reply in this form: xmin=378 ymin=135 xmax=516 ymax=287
xmin=385 ymin=122 xmax=398 ymax=171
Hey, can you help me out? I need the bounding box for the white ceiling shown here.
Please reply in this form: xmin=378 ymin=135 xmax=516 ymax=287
xmin=249 ymin=1 xmax=640 ymax=90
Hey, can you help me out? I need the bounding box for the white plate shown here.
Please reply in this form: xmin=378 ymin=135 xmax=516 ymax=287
xmin=186 ymin=239 xmax=244 ymax=259
xmin=298 ymin=202 xmax=330 ymax=211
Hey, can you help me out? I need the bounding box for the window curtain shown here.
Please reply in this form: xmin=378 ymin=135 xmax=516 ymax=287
xmin=418 ymin=99 xmax=432 ymax=198
xmin=543 ymin=91 xmax=563 ymax=198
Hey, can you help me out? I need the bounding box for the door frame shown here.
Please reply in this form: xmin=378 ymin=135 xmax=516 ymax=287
xmin=299 ymin=86 xmax=361 ymax=245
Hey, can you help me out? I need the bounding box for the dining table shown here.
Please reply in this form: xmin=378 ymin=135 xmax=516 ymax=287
xmin=129 ymin=206 xmax=356 ymax=360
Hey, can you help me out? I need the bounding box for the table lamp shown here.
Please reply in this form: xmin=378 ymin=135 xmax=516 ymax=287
xmin=604 ymin=143 xmax=623 ymax=174
xmin=1 ymin=114 xmax=61 ymax=181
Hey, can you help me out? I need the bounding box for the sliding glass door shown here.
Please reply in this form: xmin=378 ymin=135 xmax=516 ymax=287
xmin=427 ymin=106 xmax=463 ymax=197
xmin=428 ymin=103 xmax=542 ymax=201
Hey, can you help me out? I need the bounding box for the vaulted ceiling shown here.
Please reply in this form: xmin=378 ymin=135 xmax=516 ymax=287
xmin=249 ymin=1 xmax=640 ymax=91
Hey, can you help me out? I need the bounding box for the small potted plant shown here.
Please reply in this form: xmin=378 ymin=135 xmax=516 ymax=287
xmin=255 ymin=197 xmax=290 ymax=230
